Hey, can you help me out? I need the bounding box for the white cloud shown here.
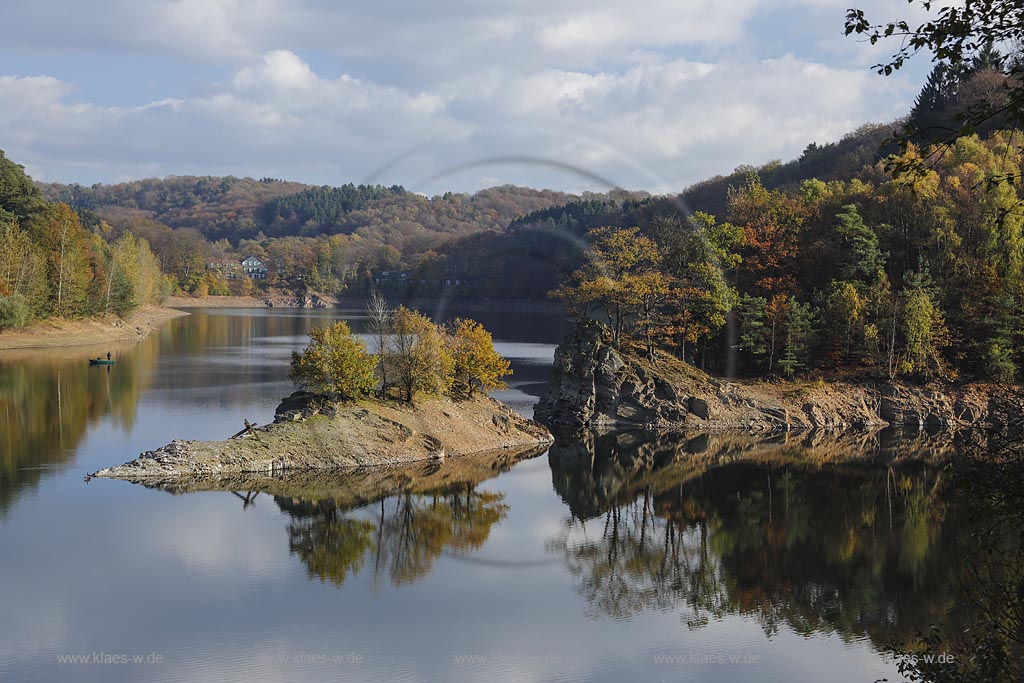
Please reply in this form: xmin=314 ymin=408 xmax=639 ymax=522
xmin=0 ymin=1 xmax=928 ymax=192
xmin=0 ymin=47 xmax=912 ymax=194
xmin=234 ymin=50 xmax=318 ymax=91
xmin=0 ymin=1 xmax=931 ymax=77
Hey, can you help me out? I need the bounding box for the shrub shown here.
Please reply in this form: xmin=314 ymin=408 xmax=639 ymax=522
xmin=0 ymin=293 xmax=30 ymax=330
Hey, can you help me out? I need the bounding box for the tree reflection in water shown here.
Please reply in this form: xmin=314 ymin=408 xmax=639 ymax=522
xmin=281 ymin=485 xmax=509 ymax=587
xmin=0 ymin=340 xmax=160 ymax=515
xmin=547 ymin=428 xmax=975 ymax=652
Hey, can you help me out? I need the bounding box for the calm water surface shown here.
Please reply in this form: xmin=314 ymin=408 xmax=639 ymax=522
xmin=0 ymin=308 xmax=969 ymax=682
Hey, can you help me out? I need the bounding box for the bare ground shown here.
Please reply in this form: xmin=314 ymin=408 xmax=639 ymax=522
xmin=93 ymin=393 xmax=554 ymax=479
xmin=0 ymin=305 xmax=188 ymax=351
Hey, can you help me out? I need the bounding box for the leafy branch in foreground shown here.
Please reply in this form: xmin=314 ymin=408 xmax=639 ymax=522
xmin=845 ymin=1 xmax=1023 ymax=185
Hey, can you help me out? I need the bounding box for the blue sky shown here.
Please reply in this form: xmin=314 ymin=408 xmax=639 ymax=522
xmin=0 ymin=0 xmax=935 ymax=194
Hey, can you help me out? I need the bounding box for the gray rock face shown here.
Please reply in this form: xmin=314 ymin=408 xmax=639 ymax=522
xmin=535 ymin=319 xmax=692 ymax=430
xmin=535 ymin=319 xmax=995 ymax=433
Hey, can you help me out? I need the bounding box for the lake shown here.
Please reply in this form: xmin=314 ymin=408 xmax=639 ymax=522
xmin=0 ymin=307 xmax=972 ymax=682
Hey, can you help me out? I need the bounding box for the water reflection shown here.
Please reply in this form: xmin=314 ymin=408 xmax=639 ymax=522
xmin=284 ymin=487 xmax=509 ymax=587
xmin=120 ymin=444 xmax=548 ymax=588
xmin=0 ymin=306 xmax=564 ymax=516
xmin=547 ymin=429 xmax=971 ymax=653
xmin=0 ymin=341 xmax=159 ymax=515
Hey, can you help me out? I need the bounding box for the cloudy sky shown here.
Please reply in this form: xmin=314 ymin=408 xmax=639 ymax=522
xmin=0 ymin=0 xmax=935 ymax=194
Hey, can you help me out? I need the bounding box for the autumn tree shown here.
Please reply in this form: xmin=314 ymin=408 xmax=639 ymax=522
xmin=0 ymin=293 xmax=29 ymax=330
xmin=825 ymin=280 xmax=866 ymax=360
xmin=34 ymin=203 xmax=91 ymax=318
xmin=554 ymin=226 xmax=662 ymax=348
xmin=846 ymin=0 xmax=1023 ymax=184
xmin=728 ymin=173 xmax=803 ymax=298
xmin=289 ymin=321 xmax=377 ymax=400
xmin=105 ymin=233 xmax=163 ymax=315
xmin=0 ymin=220 xmax=46 ymax=315
xmin=447 ymin=318 xmax=512 ymax=395
xmin=626 ymin=271 xmax=674 ymax=361
xmin=386 ymin=306 xmax=454 ymax=402
xmin=899 ymin=272 xmax=949 ymax=378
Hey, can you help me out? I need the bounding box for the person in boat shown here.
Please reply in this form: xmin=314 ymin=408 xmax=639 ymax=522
xmin=106 ymin=352 xmax=111 ymax=361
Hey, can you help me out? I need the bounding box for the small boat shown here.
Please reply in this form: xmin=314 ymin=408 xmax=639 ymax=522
xmin=89 ymin=358 xmax=116 ymax=366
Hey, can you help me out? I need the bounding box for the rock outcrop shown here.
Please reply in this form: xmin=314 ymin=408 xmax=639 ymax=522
xmin=265 ymin=291 xmax=337 ymax=308
xmin=535 ymin=319 xmax=995 ymax=433
xmin=94 ymin=392 xmax=552 ymax=479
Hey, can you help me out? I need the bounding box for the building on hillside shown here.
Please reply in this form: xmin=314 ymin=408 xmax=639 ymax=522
xmin=374 ymin=270 xmax=409 ymax=286
xmin=205 ymin=260 xmax=242 ymax=279
xmin=373 ymin=269 xmax=465 ymax=288
xmin=241 ymin=255 xmax=268 ymax=279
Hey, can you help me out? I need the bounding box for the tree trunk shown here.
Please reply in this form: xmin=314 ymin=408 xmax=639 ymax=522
xmin=56 ymin=225 xmax=67 ymax=317
xmin=888 ymin=308 xmax=898 ymax=380
xmin=105 ymin=260 xmax=116 ymax=313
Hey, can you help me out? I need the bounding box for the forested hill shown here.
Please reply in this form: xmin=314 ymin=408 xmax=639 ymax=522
xmin=38 ymin=177 xmax=582 ymax=245
xmin=1 ymin=151 xmax=166 ymax=331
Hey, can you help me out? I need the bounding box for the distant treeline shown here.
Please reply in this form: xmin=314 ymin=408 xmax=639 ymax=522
xmin=38 ymin=175 xmax=596 ymax=297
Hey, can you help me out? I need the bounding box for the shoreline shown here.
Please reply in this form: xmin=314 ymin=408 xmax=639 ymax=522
xmin=0 ymin=305 xmax=189 ymax=352
xmin=164 ymin=293 xmax=567 ymax=314
xmin=331 ymin=296 xmax=566 ymax=314
xmin=164 ymin=295 xmax=267 ymax=308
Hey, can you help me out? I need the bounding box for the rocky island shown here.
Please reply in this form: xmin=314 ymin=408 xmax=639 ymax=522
xmin=93 ymin=391 xmax=552 ymax=479
xmin=94 ymin=311 xmax=553 ymax=481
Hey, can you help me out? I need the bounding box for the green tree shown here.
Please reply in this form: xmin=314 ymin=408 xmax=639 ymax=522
xmin=834 ymin=204 xmax=885 ymax=281
xmin=736 ymin=294 xmax=768 ymax=371
xmin=655 ymin=213 xmax=741 ymax=362
xmin=777 ymin=297 xmax=817 ymax=377
xmin=0 ymin=150 xmax=47 ymax=224
xmin=289 ymin=321 xmax=377 ymax=400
